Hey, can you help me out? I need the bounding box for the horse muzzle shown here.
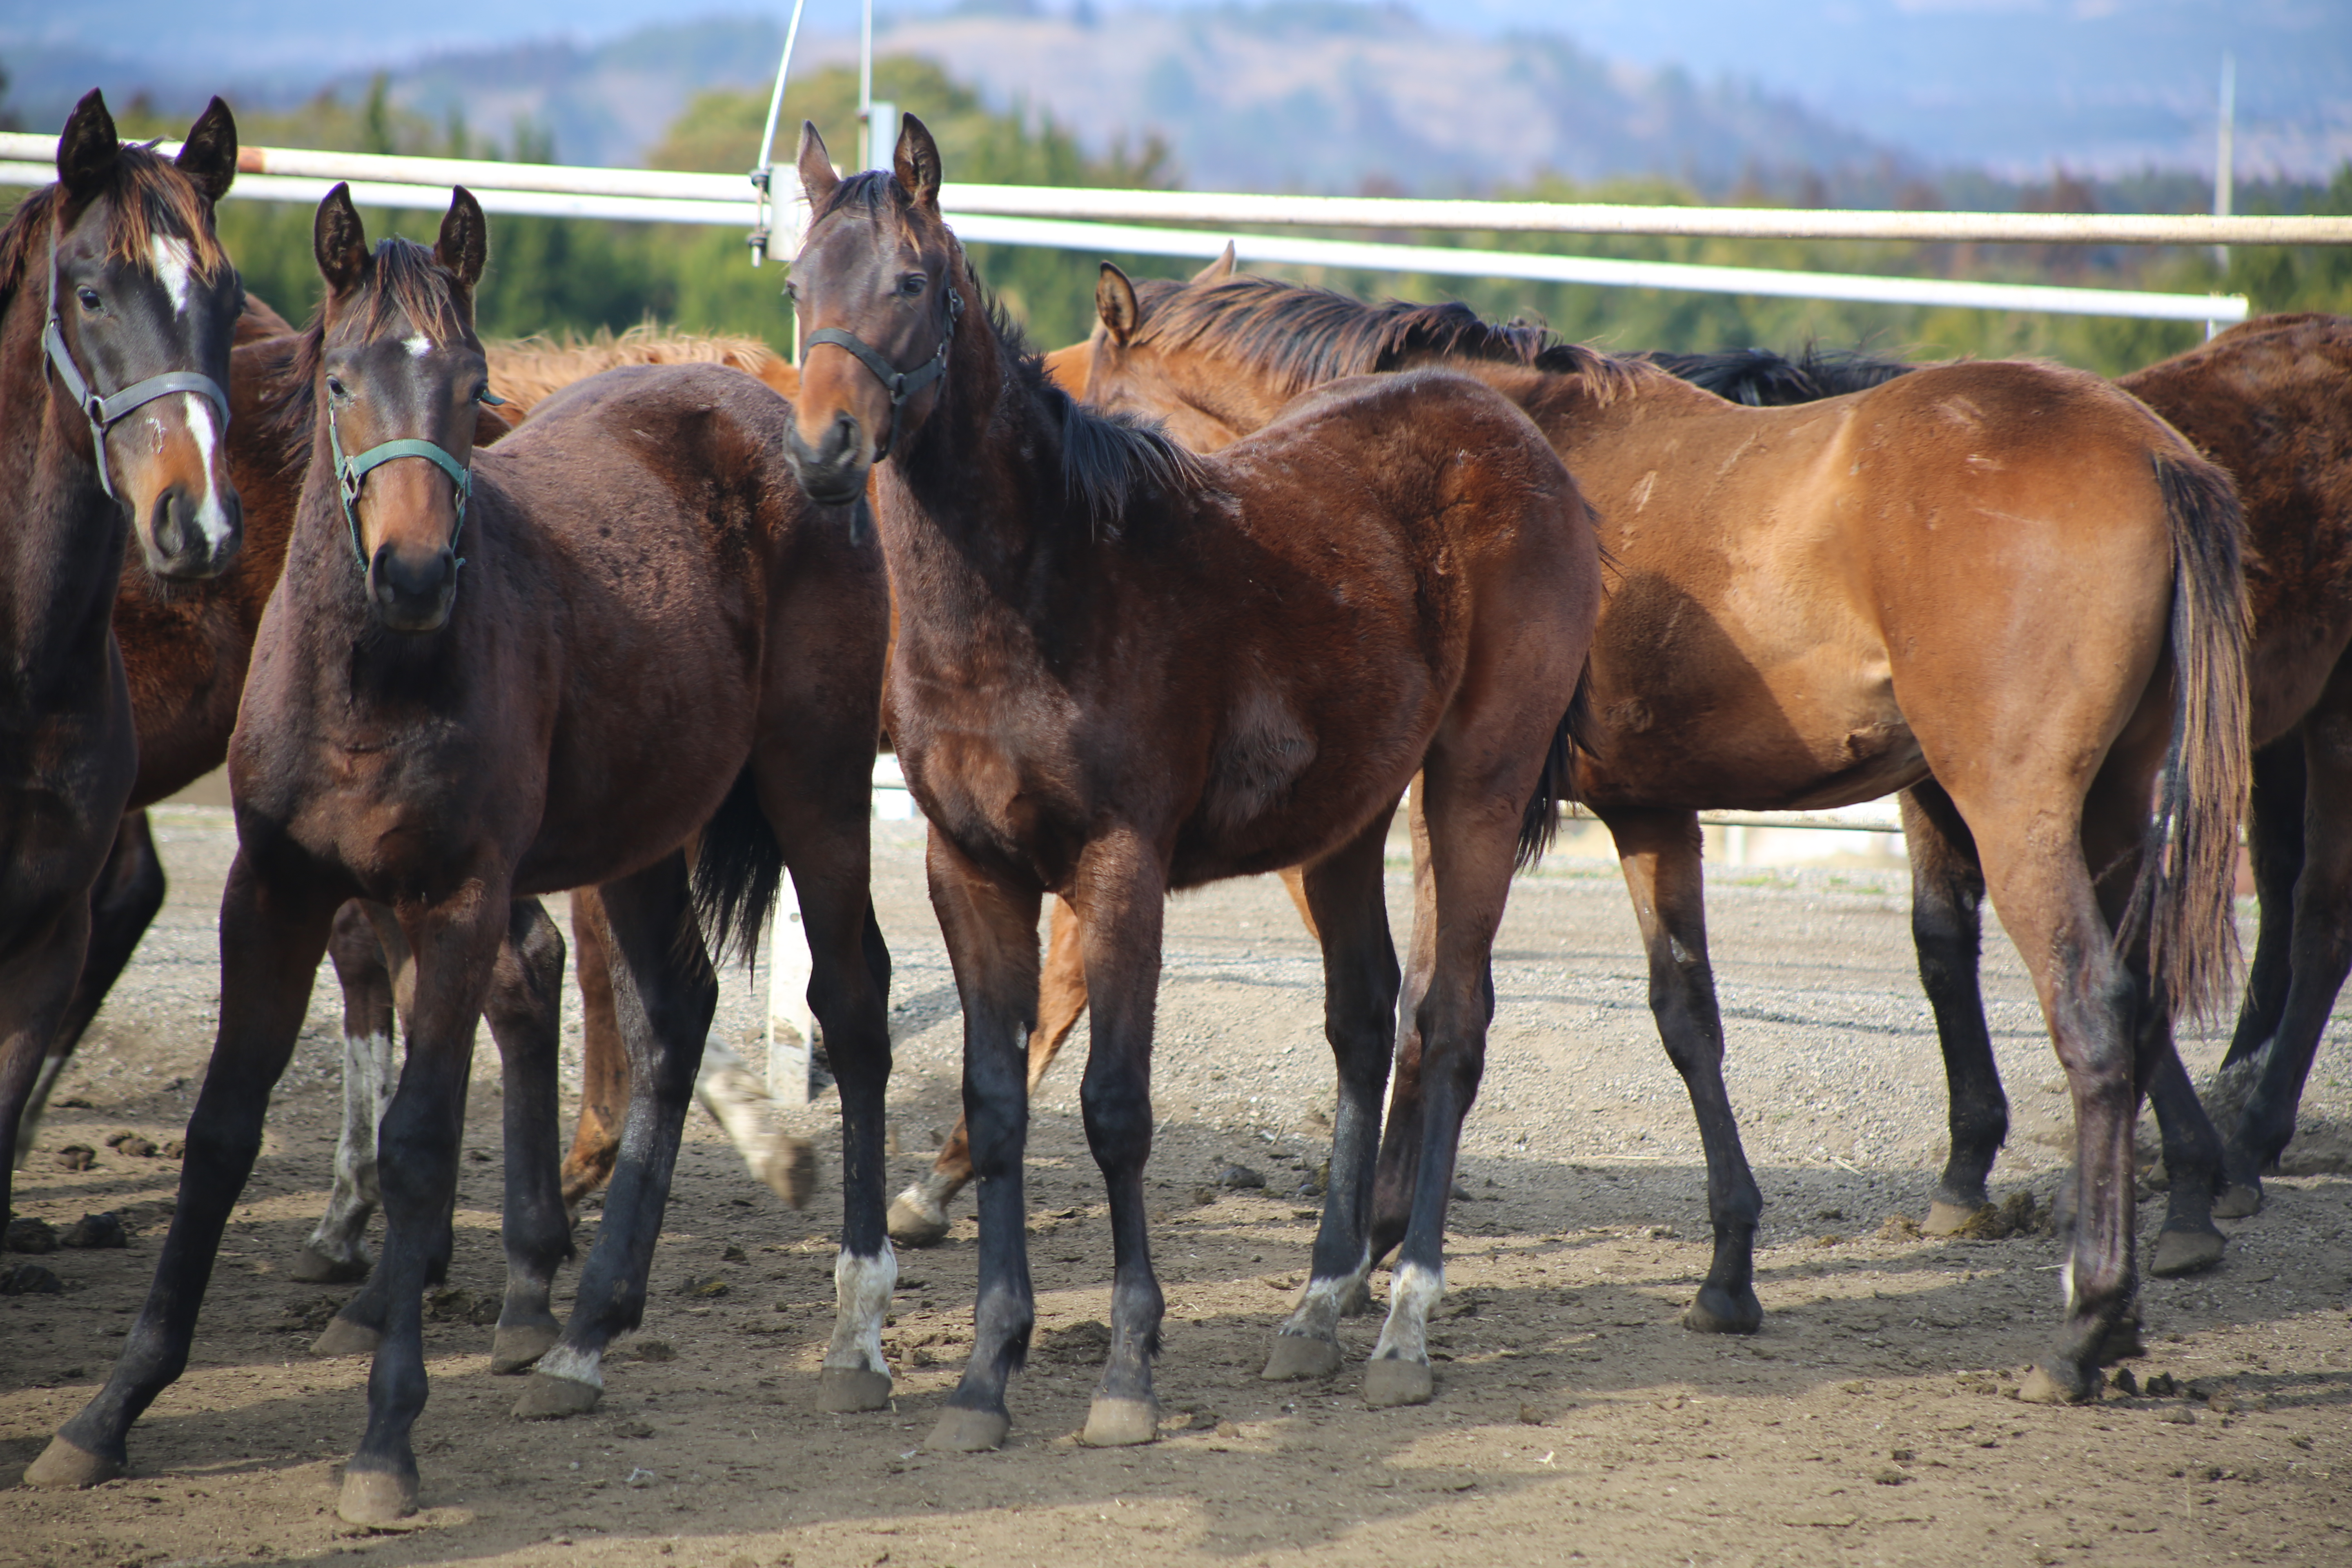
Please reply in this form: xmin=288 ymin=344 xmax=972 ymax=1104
xmin=368 ymin=541 xmax=459 ymax=634
xmin=782 ymin=411 xmax=872 ymax=508
xmin=138 ymin=480 xmax=244 ymax=582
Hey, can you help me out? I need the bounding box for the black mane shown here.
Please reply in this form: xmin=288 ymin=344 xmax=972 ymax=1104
xmin=1639 ymin=344 xmax=1918 ymax=408
xmin=1127 ymin=272 xmax=1655 ymax=403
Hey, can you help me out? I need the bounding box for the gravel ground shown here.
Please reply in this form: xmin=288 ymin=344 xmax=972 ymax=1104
xmin=4 ymin=805 xmax=2350 ymax=1568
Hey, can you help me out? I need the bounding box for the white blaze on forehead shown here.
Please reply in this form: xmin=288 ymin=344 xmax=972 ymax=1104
xmin=404 ymin=333 xmax=434 ymax=358
xmin=149 ymin=236 xmax=194 ymax=315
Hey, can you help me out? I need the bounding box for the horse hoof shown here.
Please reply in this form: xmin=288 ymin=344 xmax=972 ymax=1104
xmin=1338 ymin=1278 xmax=1374 ymax=1318
xmin=926 ymin=1405 xmax=1011 ymax=1453
xmin=490 ymin=1319 xmax=562 ymax=1376
xmin=2149 ymin=1225 xmax=2226 ymax=1278
xmin=1680 ymin=1285 xmax=1762 ymax=1335
xmin=1362 ymin=1357 xmax=1434 ymax=1409
xmin=513 ymin=1372 xmax=603 ymax=1421
xmin=886 ymin=1191 xmax=951 ymax=1249
xmin=2098 ymin=1318 xmax=2148 ymax=1364
xmin=310 ymin=1316 xmax=383 ymax=1359
xmin=336 ymin=1466 xmax=419 ymax=1526
xmin=2212 ymin=1183 xmax=2263 ymax=1221
xmin=1081 ymin=1397 xmax=1159 ymax=1447
xmin=761 ymin=1138 xmax=820 ymax=1210
xmin=2017 ymin=1362 xmax=2100 ymax=1405
xmin=291 ymin=1246 xmax=371 ymax=1285
xmin=22 ymin=1435 xmax=118 ymax=1489
xmin=1262 ymin=1332 xmax=1342 ymax=1381
xmin=1922 ymin=1200 xmax=1984 ymax=1237
xmin=816 ymin=1367 xmax=894 ymax=1412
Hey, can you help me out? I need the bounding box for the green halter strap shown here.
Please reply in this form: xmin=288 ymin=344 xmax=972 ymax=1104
xmin=328 ymin=397 xmax=474 ymax=573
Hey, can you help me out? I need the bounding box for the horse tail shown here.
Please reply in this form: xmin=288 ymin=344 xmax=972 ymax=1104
xmin=1517 ymin=658 xmax=1599 ymax=871
xmin=692 ymin=766 xmax=787 ymax=969
xmin=2126 ymin=452 xmax=2250 ymax=1022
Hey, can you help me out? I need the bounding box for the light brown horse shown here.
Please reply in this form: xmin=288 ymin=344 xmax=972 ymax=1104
xmin=782 ymin=116 xmax=1599 ymax=1446
xmin=0 ymin=92 xmax=243 ymax=1238
xmin=1065 ymin=263 xmax=2247 ymax=1403
xmin=29 ymin=186 xmax=895 ymax=1522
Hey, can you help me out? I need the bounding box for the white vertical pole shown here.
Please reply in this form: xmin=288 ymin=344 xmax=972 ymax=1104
xmin=767 ymin=870 xmax=815 ymax=1104
xmin=859 ymin=0 xmax=875 ymax=171
xmin=2213 ymin=51 xmax=2237 ymax=300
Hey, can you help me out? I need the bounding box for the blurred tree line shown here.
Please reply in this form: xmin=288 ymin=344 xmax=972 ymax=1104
xmin=17 ymin=61 xmax=2350 ymax=374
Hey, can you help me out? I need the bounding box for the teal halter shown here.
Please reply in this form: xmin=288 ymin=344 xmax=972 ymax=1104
xmin=327 ymin=395 xmax=481 ymax=573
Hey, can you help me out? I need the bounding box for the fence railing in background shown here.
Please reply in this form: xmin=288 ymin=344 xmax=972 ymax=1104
xmin=3 ymin=132 xmax=2316 ymax=325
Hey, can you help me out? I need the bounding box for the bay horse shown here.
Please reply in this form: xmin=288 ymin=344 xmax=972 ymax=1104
xmin=1071 ymin=263 xmax=2248 ymax=1403
xmin=783 ymin=116 xmax=1600 ymax=1447
xmin=1656 ymin=318 xmax=2352 ymax=1223
xmin=0 ymin=91 xmax=243 ymax=1237
xmin=27 ymin=185 xmax=895 ymax=1523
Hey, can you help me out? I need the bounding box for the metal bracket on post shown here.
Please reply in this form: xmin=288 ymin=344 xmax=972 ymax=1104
xmin=766 ymin=870 xmax=816 ymax=1104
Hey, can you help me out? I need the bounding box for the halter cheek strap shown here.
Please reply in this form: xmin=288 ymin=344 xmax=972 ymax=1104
xmin=328 ymin=397 xmax=474 ymax=574
xmin=803 ymin=284 xmax=964 ymax=462
xmin=43 ymin=212 xmax=231 ymax=502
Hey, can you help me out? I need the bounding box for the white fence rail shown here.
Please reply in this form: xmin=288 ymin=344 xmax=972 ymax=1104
xmin=3 ymin=133 xmax=2313 ymax=323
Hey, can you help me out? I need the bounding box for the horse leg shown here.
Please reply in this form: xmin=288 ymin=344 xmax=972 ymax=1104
xmin=295 ymin=901 xmax=399 ymax=1285
xmin=559 ymin=886 xmax=625 ymax=1212
xmin=889 ymin=893 xmax=1083 ymax=1247
xmin=1363 ymin=755 xmax=1522 ymax=1409
xmin=0 ymin=901 xmax=94 ymax=1234
xmin=693 ymin=1035 xmax=815 ymax=1208
xmin=922 ymin=827 xmax=1042 ymax=1452
xmin=1900 ymin=783 xmax=2012 ymax=1232
xmin=514 ymin=854 xmax=713 ymax=1421
xmin=2218 ymin=735 xmax=2303 ymax=1081
xmin=2230 ymin=679 xmax=2352 ymax=1206
xmin=1265 ymin=806 xmax=1401 ymax=1381
xmin=1598 ymin=805 xmax=1764 ymax=1334
xmin=1368 ymin=777 xmax=1437 ymax=1269
xmin=337 ymin=887 xmax=509 ymax=1524
xmin=486 ymin=897 xmax=574 ymax=1376
xmin=29 ymin=856 xmax=338 ymax=1489
xmin=15 ymin=813 xmax=165 ymax=1168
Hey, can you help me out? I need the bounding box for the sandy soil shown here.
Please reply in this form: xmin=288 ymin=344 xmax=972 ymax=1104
xmin=4 ymin=807 xmax=2350 ymax=1568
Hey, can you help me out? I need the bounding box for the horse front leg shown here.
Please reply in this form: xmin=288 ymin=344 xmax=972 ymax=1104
xmin=295 ymin=900 xmax=399 ymax=1285
xmin=486 ymin=897 xmax=573 ymax=1375
xmin=1265 ymin=805 xmax=1400 ymax=1381
xmin=514 ymin=853 xmax=713 ymax=1421
xmin=1600 ymin=805 xmax=1764 ymax=1334
xmin=922 ymin=827 xmax=1042 ymax=1452
xmin=29 ymin=855 xmax=339 ymax=1489
xmin=891 ymin=893 xmax=1085 ymax=1247
xmin=0 ymin=896 xmax=94 ymax=1241
xmin=337 ymin=885 xmax=508 ymax=1526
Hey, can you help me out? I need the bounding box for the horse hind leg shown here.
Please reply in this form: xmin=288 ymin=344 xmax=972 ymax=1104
xmin=296 ymin=901 xmax=398 ymax=1287
xmin=1900 ymin=783 xmax=2012 ymax=1232
xmin=16 ymin=813 xmax=166 ymax=1168
xmin=559 ymin=887 xmax=625 ymax=1213
xmin=891 ymin=893 xmax=1085 ymax=1247
xmin=695 ymin=1035 xmax=816 ymax=1209
xmin=514 ymin=855 xmax=714 ymax=1422
xmin=1264 ymin=805 xmax=1399 ymax=1381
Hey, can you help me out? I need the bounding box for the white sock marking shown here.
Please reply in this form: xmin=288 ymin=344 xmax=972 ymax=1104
xmin=826 ymin=1244 xmax=897 ymax=1376
xmin=537 ymin=1343 xmax=604 ymax=1388
xmin=1281 ymin=1243 xmax=1372 ymax=1341
xmin=309 ymin=1031 xmax=394 ymax=1257
xmin=1370 ymin=1261 xmax=1445 ymax=1365
xmin=149 ymin=236 xmax=193 ymax=315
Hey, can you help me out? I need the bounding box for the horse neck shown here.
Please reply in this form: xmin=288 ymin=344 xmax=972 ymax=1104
xmin=0 ymin=255 xmax=132 ymax=713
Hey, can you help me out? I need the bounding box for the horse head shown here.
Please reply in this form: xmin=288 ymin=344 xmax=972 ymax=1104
xmin=310 ymin=183 xmax=495 ymax=634
xmin=781 ymin=115 xmax=967 ymax=506
xmin=37 ymin=89 xmax=245 ymax=581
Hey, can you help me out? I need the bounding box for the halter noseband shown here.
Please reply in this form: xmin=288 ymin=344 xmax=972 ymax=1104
xmin=803 ymin=283 xmax=964 ymax=462
xmin=43 ymin=208 xmax=231 ymax=502
xmin=327 ymin=395 xmax=478 ymax=574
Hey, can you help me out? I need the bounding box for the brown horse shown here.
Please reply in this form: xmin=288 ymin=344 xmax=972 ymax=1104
xmin=0 ymin=92 xmax=243 ymax=1236
xmin=783 ymin=116 xmax=1599 ymax=1446
xmin=1070 ymin=263 xmax=2248 ymax=1403
xmin=27 ymin=186 xmax=895 ymax=1523
xmin=483 ymin=321 xmax=800 ymax=414
xmin=1655 ymin=320 xmax=2352 ymax=1223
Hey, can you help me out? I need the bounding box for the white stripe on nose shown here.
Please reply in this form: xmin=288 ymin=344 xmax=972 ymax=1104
xmin=181 ymin=394 xmax=233 ymax=548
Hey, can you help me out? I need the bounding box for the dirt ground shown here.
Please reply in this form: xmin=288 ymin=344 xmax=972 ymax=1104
xmin=5 ymin=806 xmax=2350 ymax=1568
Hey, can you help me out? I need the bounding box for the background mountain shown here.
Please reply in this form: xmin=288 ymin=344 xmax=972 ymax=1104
xmin=2 ymin=2 xmax=2343 ymax=187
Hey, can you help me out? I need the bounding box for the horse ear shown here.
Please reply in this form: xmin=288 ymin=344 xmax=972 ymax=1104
xmin=1096 ymin=262 xmax=1140 ymax=345
xmin=1190 ymin=241 xmax=1236 ymax=286
xmin=314 ymin=183 xmax=370 ymax=298
xmin=56 ymin=89 xmax=120 ymax=201
xmin=796 ymin=122 xmax=839 ymax=207
xmin=436 ymin=186 xmax=488 ymax=294
xmin=174 ymin=97 xmax=238 ymax=203
xmin=894 ymin=114 xmax=942 ymax=210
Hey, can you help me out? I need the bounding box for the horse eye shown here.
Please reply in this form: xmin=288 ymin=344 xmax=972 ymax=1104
xmin=326 ymin=375 xmax=349 ymax=399
xmin=900 ymin=274 xmax=927 ymax=298
xmin=75 ymin=286 xmax=100 ymax=311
